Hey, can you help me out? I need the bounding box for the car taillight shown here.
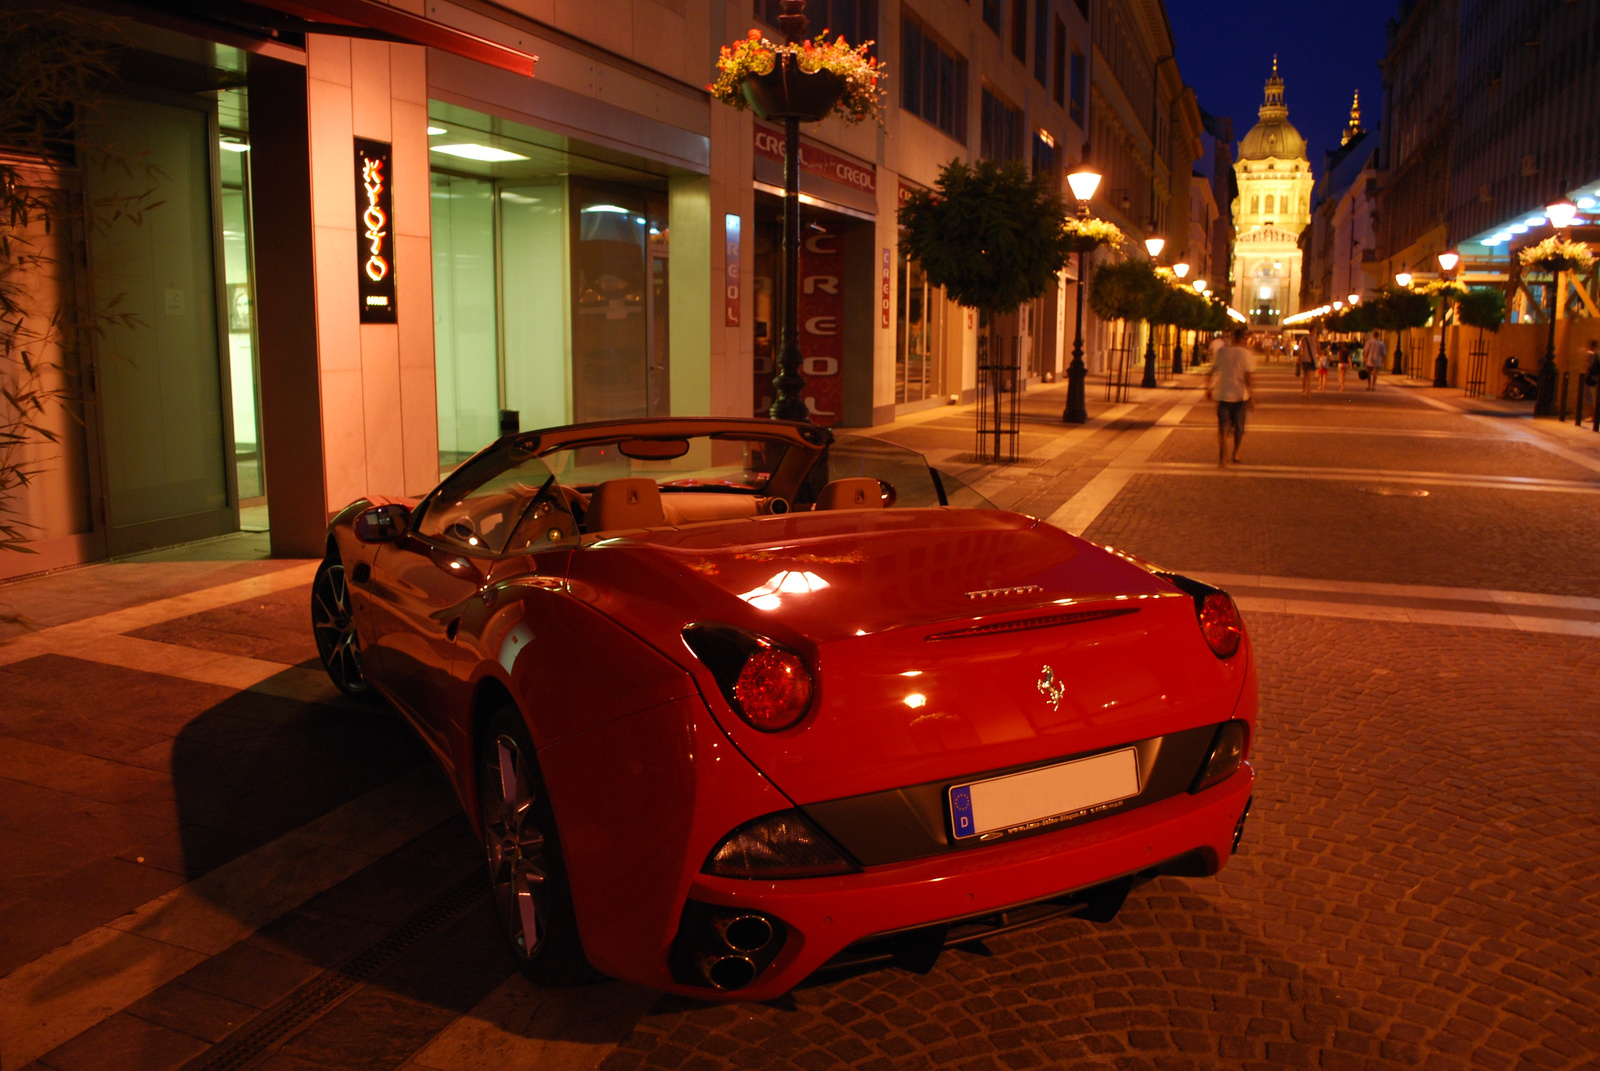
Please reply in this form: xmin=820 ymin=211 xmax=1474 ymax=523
xmin=683 ymin=624 xmax=816 ymax=732
xmin=1191 ymin=720 xmax=1250 ymax=793
xmin=1198 ymin=592 xmax=1244 ymax=658
xmin=1157 ymin=572 xmax=1245 ymax=660
xmin=704 ymin=811 xmax=857 ymax=878
xmin=734 ymin=649 xmax=813 ymax=730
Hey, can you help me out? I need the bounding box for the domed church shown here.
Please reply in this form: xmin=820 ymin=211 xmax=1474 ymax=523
xmin=1230 ymin=59 xmax=1315 ymax=327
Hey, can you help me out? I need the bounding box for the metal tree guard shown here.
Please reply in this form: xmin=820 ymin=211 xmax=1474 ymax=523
xmin=976 ymin=325 xmax=1022 ymax=462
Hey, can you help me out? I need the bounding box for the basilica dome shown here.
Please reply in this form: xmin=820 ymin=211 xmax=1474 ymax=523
xmin=1238 ymin=58 xmax=1306 ymax=162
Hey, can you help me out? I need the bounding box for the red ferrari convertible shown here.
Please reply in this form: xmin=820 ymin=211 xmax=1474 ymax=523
xmin=312 ymin=417 xmax=1255 ymax=999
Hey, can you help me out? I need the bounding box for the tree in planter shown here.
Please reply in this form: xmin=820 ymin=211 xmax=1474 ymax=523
xmin=0 ymin=9 xmax=150 ymax=556
xmin=1455 ymin=286 xmax=1505 ymax=397
xmin=1087 ymin=257 xmax=1161 ymax=400
xmin=1372 ymin=286 xmax=1432 ymax=376
xmin=899 ymin=159 xmax=1072 ymax=457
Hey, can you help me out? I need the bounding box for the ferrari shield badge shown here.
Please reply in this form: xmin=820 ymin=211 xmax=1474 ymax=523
xmin=1037 ymin=665 xmax=1066 ymax=711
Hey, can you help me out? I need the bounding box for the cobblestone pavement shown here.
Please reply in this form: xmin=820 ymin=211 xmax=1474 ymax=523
xmin=2 ymin=364 xmax=1598 ymax=1071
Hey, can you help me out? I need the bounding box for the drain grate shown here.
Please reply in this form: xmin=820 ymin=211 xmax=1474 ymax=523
xmin=1356 ymin=485 xmax=1430 ymax=497
xmin=180 ymin=870 xmax=488 ymax=1071
xmin=944 ymin=452 xmax=1051 ymax=467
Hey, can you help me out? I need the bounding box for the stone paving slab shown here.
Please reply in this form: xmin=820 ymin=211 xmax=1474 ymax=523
xmin=1082 ymin=474 xmax=1600 ymax=598
xmin=1147 ymin=426 xmax=1600 ymax=481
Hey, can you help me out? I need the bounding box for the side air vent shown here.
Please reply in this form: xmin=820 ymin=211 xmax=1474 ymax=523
xmin=925 ymin=605 xmax=1139 ymax=641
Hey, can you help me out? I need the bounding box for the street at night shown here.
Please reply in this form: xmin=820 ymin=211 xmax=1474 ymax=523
xmin=4 ymin=364 xmax=1598 ymax=1070
xmin=4 ymin=0 xmax=1600 ymax=1068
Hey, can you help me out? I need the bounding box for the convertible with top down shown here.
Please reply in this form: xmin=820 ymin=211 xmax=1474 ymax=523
xmin=311 ymin=417 xmax=1256 ymax=999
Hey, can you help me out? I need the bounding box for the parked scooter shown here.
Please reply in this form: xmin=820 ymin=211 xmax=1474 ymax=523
xmin=1501 ymin=356 xmax=1540 ymax=400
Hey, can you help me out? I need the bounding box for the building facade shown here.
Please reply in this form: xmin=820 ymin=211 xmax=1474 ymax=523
xmin=2 ymin=0 xmax=1201 ymax=579
xmin=1302 ymin=96 xmax=1378 ymax=310
xmin=1229 ymin=61 xmax=1314 ymax=328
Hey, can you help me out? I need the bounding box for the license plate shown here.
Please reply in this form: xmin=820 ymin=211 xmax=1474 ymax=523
xmin=948 ymin=747 xmax=1141 ymax=840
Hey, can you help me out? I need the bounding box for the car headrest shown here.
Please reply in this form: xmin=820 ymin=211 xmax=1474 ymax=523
xmin=816 ymin=477 xmax=885 ymax=511
xmin=587 ymin=477 xmax=666 ymax=532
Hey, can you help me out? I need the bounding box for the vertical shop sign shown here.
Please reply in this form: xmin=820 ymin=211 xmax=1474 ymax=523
xmin=724 ymin=214 xmax=741 ymax=327
xmin=797 ymin=224 xmax=844 ymax=425
xmin=881 ymin=248 xmax=892 ymax=328
xmin=355 ymin=138 xmax=397 ymax=324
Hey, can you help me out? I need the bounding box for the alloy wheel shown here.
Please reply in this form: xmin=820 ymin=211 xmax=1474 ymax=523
xmin=312 ymin=559 xmax=368 ymax=694
xmin=484 ymin=733 xmax=548 ymax=961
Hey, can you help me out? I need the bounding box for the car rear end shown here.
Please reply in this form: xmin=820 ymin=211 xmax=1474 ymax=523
xmin=565 ymin=510 xmax=1255 ymax=999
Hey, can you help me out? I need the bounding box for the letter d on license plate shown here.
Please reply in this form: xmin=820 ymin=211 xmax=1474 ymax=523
xmin=948 ymin=747 xmax=1140 ymax=840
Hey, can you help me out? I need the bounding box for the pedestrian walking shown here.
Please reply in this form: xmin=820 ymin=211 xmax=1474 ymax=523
xmin=1312 ymin=329 xmax=1330 ymax=390
xmin=1362 ymin=331 xmax=1386 ymax=391
xmin=1299 ymin=334 xmax=1315 ymax=396
xmin=1337 ymin=341 xmax=1350 ymax=391
xmin=1208 ymin=326 xmax=1256 ymax=466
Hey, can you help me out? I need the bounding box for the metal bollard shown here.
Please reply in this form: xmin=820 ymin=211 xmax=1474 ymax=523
xmin=1558 ymin=373 xmax=1569 ymax=421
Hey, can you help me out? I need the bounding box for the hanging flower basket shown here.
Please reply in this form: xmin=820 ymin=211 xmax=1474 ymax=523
xmin=1062 ymin=217 xmax=1124 ymax=254
xmin=710 ymin=29 xmax=884 ymax=124
xmin=1518 ymin=235 xmax=1596 ymax=274
xmin=741 ymin=58 xmax=846 ymax=123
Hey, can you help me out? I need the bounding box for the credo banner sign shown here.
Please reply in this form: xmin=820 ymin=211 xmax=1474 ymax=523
xmin=797 ymin=224 xmax=844 ymax=425
xmin=354 ymin=138 xmax=397 ymax=324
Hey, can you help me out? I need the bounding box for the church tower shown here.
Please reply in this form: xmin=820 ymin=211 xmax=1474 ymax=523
xmin=1230 ymin=59 xmax=1316 ymax=327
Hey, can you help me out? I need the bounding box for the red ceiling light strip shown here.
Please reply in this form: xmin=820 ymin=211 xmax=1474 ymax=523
xmin=257 ymin=0 xmax=537 ymax=77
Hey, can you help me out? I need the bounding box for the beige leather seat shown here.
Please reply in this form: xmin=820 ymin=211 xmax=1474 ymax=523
xmin=816 ymin=478 xmax=885 ymax=510
xmin=587 ymin=477 xmax=667 ymax=532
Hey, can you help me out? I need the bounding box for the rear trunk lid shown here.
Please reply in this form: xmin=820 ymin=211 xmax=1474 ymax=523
xmin=568 ymin=509 xmax=1249 ymax=804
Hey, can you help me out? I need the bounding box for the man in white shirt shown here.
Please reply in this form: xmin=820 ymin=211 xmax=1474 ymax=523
xmin=1361 ymin=332 xmax=1387 ymax=391
xmin=1207 ymin=327 xmax=1256 ymax=466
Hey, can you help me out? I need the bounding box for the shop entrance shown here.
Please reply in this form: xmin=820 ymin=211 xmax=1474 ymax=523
xmin=84 ymin=94 xmax=242 ymax=556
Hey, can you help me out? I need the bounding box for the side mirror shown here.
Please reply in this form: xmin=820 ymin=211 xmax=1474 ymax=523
xmin=354 ymin=503 xmax=410 ymax=543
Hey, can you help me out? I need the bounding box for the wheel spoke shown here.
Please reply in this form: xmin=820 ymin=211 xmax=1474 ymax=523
xmin=313 ymin=591 xmax=338 ymax=624
xmin=515 ymin=862 xmax=543 ymax=951
xmin=329 ymin=566 xmax=348 ymax=613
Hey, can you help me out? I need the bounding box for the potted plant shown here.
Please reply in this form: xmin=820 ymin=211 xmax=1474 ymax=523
xmin=1516 ymin=236 xmax=1593 ymax=414
xmin=1061 ymin=217 xmax=1124 ymax=254
xmin=899 ymin=159 xmax=1072 ymax=458
xmin=709 ymin=28 xmax=885 ymax=124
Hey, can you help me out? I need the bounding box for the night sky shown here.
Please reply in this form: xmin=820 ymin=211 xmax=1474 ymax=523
xmin=1167 ymin=1 xmax=1398 ymax=180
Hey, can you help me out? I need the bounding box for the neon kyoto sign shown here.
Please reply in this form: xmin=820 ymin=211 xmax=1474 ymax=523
xmin=354 ymin=138 xmax=397 ymax=323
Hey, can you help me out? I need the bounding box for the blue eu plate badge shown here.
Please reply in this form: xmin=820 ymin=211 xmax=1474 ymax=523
xmin=949 ymin=785 xmax=976 ymax=839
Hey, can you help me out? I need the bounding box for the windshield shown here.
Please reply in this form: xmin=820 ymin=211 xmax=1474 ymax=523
xmin=540 ymin=436 xmax=791 ymax=493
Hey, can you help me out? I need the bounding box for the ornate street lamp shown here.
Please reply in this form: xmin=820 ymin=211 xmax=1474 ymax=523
xmin=1171 ymin=262 xmax=1190 ymax=373
xmin=1392 ymin=271 xmax=1412 ymax=374
xmin=1061 ymin=162 xmax=1103 ymax=424
xmin=1535 ymin=199 xmax=1579 ymax=415
xmin=1141 ymin=235 xmax=1164 ymax=387
xmin=1433 ymin=250 xmax=1459 ymax=387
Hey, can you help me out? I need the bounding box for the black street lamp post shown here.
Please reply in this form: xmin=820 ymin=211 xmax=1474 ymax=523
xmin=1392 ymin=270 xmax=1411 ymax=375
xmin=749 ymin=0 xmax=844 ymax=422
xmin=1534 ymin=199 xmax=1581 ymax=418
xmin=1141 ymin=235 xmax=1164 ymax=389
xmin=1171 ymin=262 xmax=1190 ymax=374
xmin=1062 ymin=164 xmax=1102 ymax=424
xmin=1432 ymin=251 xmax=1458 ymax=387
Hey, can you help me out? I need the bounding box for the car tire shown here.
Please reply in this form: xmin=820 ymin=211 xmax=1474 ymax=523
xmin=311 ymin=553 xmax=373 ymax=698
xmin=479 ymin=704 xmax=595 ymax=986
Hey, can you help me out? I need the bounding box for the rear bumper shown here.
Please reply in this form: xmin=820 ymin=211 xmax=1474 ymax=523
xmin=661 ymin=762 xmax=1254 ymax=1000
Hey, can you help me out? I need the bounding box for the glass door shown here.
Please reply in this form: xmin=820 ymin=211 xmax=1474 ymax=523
xmin=218 ymin=86 xmax=264 ymax=530
xmin=897 ymin=253 xmax=945 ymax=404
xmin=84 ymin=96 xmax=235 ymax=555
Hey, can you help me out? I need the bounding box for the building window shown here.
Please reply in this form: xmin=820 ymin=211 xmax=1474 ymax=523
xmin=1052 ymin=18 xmax=1066 ymax=105
xmin=756 ymin=0 xmax=878 ymax=48
xmin=1251 ymin=195 xmax=1259 ymax=214
xmin=1012 ymin=0 xmax=1027 ymax=61
xmin=1033 ymin=0 xmax=1049 ymax=83
xmin=1032 ymin=129 xmax=1056 ymax=179
xmin=983 ymin=0 xmax=1001 ymax=34
xmin=981 ymin=87 xmax=1022 ymax=162
xmin=1069 ymin=49 xmax=1085 ymax=125
xmin=902 ymin=17 xmax=968 ymax=142
xmin=1265 ymin=194 xmax=1275 ymax=214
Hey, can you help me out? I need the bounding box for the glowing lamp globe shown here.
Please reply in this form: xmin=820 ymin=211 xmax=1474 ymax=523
xmin=1395 ymin=272 xmax=1413 ymax=288
xmin=1193 ymin=279 xmax=1206 ymax=292
xmin=1145 ymin=236 xmax=1165 ymax=258
xmin=1066 ymin=168 xmax=1102 ymax=203
xmin=1437 ymin=251 xmax=1459 ymax=272
xmin=1546 ymin=200 xmax=1579 ymax=230
xmin=1173 ymin=262 xmax=1190 ymax=279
